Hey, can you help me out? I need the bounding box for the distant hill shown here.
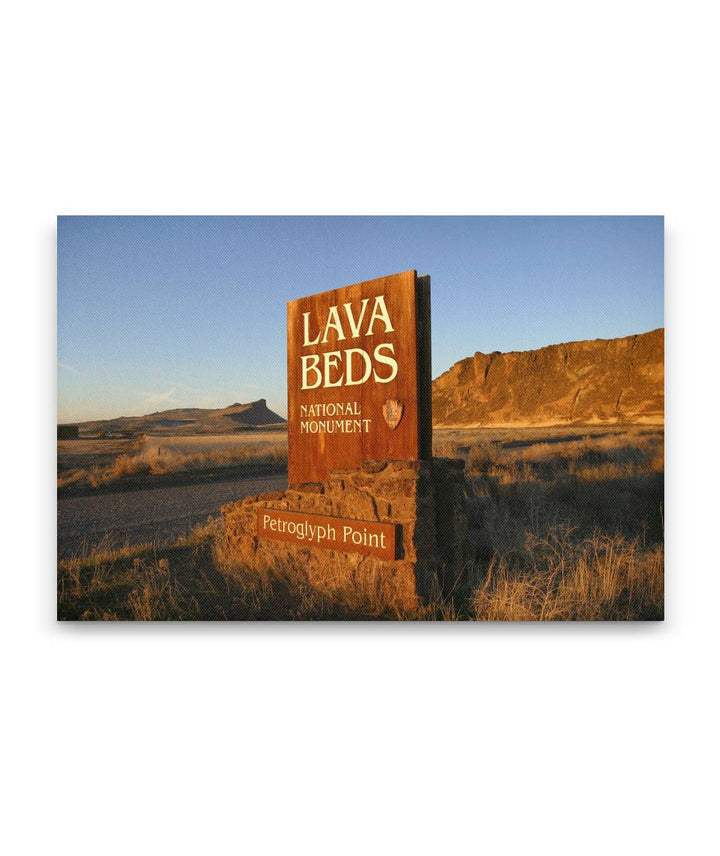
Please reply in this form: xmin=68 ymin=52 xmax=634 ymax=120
xmin=70 ymin=399 xmax=286 ymax=437
xmin=432 ymin=329 xmax=664 ymax=427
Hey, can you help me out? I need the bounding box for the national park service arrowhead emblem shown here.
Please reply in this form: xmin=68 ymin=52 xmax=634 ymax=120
xmin=383 ymin=399 xmax=403 ymax=430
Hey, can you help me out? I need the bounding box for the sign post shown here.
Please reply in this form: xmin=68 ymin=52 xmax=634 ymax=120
xmin=286 ymin=269 xmax=432 ymax=485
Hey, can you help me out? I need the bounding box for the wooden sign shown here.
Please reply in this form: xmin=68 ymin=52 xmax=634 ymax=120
xmin=287 ymin=270 xmax=431 ymax=485
xmin=257 ymin=508 xmax=399 ymax=560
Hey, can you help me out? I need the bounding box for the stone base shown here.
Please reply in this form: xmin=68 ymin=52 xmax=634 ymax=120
xmin=219 ymin=458 xmax=473 ymax=610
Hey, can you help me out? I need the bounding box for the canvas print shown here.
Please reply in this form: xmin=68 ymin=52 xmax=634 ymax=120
xmin=57 ymin=216 xmax=664 ymax=621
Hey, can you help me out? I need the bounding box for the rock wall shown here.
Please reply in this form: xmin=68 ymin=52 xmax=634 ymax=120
xmin=433 ymin=328 xmax=664 ymax=427
xmin=219 ymin=459 xmax=473 ymax=610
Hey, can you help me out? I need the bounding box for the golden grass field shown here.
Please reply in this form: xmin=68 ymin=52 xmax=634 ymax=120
xmin=57 ymin=425 xmax=663 ymax=620
xmin=57 ymin=432 xmax=289 ymax=490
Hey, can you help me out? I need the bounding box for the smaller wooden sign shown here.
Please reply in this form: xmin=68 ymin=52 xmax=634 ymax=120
xmin=257 ymin=508 xmax=399 ymax=560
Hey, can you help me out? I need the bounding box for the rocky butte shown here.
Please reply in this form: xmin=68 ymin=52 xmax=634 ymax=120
xmin=66 ymin=399 xmax=286 ymax=437
xmin=432 ymin=328 xmax=664 ymax=427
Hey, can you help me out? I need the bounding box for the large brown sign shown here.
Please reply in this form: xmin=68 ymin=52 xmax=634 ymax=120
xmin=287 ymin=270 xmax=431 ymax=485
xmin=257 ymin=508 xmax=399 ymax=560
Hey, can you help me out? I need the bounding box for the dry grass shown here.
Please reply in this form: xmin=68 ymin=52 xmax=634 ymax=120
xmin=434 ymin=425 xmax=664 ymax=620
xmin=471 ymin=528 xmax=663 ymax=620
xmin=434 ymin=425 xmax=663 ymax=482
xmin=57 ymin=434 xmax=288 ymax=490
xmin=58 ymin=520 xmax=412 ymax=620
xmin=58 ymin=425 xmax=663 ymax=621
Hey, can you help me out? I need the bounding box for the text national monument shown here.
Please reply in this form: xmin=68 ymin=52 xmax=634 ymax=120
xmin=220 ymin=270 xmax=474 ymax=609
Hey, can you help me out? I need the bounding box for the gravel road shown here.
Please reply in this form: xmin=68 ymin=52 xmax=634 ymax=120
xmin=57 ymin=473 xmax=288 ymax=559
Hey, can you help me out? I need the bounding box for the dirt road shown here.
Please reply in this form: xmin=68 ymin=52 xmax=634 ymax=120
xmin=57 ymin=473 xmax=288 ymax=559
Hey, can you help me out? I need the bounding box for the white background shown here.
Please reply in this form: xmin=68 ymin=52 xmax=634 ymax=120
xmin=2 ymin=2 xmax=718 ymax=854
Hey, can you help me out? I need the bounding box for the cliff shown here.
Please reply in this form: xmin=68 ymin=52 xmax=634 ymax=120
xmin=432 ymin=329 xmax=664 ymax=427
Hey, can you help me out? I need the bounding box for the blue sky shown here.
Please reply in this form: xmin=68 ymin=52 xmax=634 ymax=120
xmin=57 ymin=216 xmax=664 ymax=422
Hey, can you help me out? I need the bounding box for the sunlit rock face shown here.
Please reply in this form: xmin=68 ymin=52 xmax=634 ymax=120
xmin=433 ymin=329 xmax=664 ymax=428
